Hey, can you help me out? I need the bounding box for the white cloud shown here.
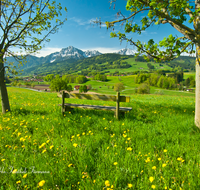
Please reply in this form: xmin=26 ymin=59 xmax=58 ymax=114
xmin=69 ymin=17 xmax=92 ymax=26
xmin=81 ymin=47 xmax=122 ymax=53
xmin=150 ymin=32 xmax=157 ymax=35
xmin=34 ymin=47 xmax=62 ymax=57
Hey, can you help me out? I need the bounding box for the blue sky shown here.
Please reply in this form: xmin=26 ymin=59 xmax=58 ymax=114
xmin=35 ymin=0 xmax=192 ymax=57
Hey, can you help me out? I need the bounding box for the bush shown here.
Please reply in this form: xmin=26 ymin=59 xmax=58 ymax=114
xmin=83 ymin=85 xmax=87 ymax=93
xmin=67 ymin=85 xmax=73 ymax=92
xmin=87 ymin=84 xmax=92 ymax=90
xmin=137 ymin=83 xmax=150 ymax=94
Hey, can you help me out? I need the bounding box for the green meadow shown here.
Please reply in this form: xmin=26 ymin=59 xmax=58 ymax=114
xmin=0 ymin=86 xmax=199 ymax=189
xmin=100 ymin=58 xmax=172 ymax=74
xmin=68 ymin=75 xmax=195 ymax=97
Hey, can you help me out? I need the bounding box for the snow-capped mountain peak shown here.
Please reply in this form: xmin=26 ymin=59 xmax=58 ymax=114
xmin=84 ymin=50 xmax=102 ymax=57
xmin=40 ymin=46 xmax=136 ymax=64
xmin=115 ymin=48 xmax=136 ymax=55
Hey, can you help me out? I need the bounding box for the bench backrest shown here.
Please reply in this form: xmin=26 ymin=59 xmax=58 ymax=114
xmin=60 ymin=91 xmax=130 ymax=120
xmin=62 ymin=92 xmax=130 ymax=103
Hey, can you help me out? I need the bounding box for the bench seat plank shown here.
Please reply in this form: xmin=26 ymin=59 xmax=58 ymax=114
xmin=58 ymin=103 xmax=132 ymax=112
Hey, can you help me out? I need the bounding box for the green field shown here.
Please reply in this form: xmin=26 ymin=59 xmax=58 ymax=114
xmin=0 ymin=87 xmax=199 ymax=189
xmin=68 ymin=75 xmax=195 ymax=97
xmin=183 ymin=72 xmax=195 ymax=80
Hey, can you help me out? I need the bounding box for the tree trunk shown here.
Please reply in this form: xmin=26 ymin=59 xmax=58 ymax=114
xmin=0 ymin=59 xmax=10 ymax=114
xmin=194 ymin=1 xmax=200 ymax=127
xmin=195 ymin=44 xmax=200 ymax=127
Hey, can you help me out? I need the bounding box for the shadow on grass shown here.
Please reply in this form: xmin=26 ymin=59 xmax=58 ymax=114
xmin=63 ymin=107 xmax=153 ymax=123
xmin=11 ymin=108 xmax=48 ymax=116
xmin=135 ymin=101 xmax=195 ymax=116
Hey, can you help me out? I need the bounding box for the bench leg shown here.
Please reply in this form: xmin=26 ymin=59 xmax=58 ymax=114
xmin=62 ymin=106 xmax=72 ymax=116
xmin=115 ymin=111 xmax=119 ymax=120
xmin=115 ymin=111 xmax=125 ymax=119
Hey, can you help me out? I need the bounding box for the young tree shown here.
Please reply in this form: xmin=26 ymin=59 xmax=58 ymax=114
xmin=67 ymin=85 xmax=73 ymax=92
xmin=114 ymin=82 xmax=125 ymax=92
xmin=137 ymin=82 xmax=150 ymax=94
xmin=49 ymin=78 xmax=68 ymax=92
xmin=0 ymin=0 xmax=67 ymax=113
xmin=101 ymin=0 xmax=200 ymax=127
xmin=79 ymin=86 xmax=83 ymax=93
xmin=82 ymin=85 xmax=88 ymax=93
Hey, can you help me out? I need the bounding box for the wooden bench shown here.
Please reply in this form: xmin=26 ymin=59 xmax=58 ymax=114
xmin=58 ymin=91 xmax=132 ymax=120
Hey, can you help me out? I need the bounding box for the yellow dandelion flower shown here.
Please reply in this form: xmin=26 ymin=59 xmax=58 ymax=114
xmin=93 ymin=180 xmax=96 ymax=183
xmin=152 ymin=166 xmax=156 ymax=170
xmin=23 ymin=174 xmax=28 ymax=178
xmin=12 ymin=169 xmax=17 ymax=174
xmin=151 ymin=185 xmax=156 ymax=189
xmin=38 ymin=180 xmax=45 ymax=187
xmin=1 ymin=159 xmax=5 ymax=162
xmin=113 ymin=162 xmax=118 ymax=165
xmin=164 ymin=149 xmax=167 ymax=152
xmin=73 ymin=143 xmax=78 ymax=147
xmin=145 ymin=157 xmax=151 ymax=163
xmin=158 ymin=158 xmax=161 ymax=161
xmin=149 ymin=177 xmax=154 ymax=183
xmin=123 ymin=134 xmax=127 ymax=138
xmin=20 ymin=137 xmax=25 ymax=142
xmin=128 ymin=183 xmax=133 ymax=188
xmin=39 ymin=143 xmax=46 ymax=149
xmin=68 ymin=164 xmax=73 ymax=167
xmin=42 ymin=149 xmax=46 ymax=153
xmin=127 ymin=147 xmax=132 ymax=151
xmin=16 ymin=180 xmax=21 ymax=184
xmin=162 ymin=163 xmax=167 ymax=167
xmin=105 ymin=180 xmax=110 ymax=187
xmin=50 ymin=145 xmax=54 ymax=149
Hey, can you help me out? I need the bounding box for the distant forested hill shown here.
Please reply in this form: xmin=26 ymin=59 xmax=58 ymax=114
xmin=12 ymin=54 xmax=196 ymax=76
xmin=21 ymin=54 xmax=134 ymax=75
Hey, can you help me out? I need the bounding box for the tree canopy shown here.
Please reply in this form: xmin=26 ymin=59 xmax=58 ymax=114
xmin=104 ymin=0 xmax=196 ymax=62
xmin=0 ymin=0 xmax=67 ymax=113
xmin=100 ymin=0 xmax=200 ymax=127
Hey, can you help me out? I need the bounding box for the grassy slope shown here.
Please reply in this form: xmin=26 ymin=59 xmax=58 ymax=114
xmin=69 ymin=75 xmax=195 ymax=97
xmin=97 ymin=58 xmax=172 ymax=74
xmin=0 ymin=87 xmax=199 ymax=189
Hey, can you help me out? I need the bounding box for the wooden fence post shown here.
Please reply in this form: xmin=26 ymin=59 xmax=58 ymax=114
xmin=116 ymin=92 xmax=120 ymax=120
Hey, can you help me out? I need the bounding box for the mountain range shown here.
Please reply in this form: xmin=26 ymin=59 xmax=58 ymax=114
xmin=6 ymin=46 xmax=136 ymax=70
xmin=5 ymin=46 xmax=195 ymax=76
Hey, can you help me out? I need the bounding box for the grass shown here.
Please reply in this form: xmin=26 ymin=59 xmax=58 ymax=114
xmin=183 ymin=72 xmax=195 ymax=80
xmin=0 ymin=87 xmax=199 ymax=189
xmin=103 ymin=58 xmax=172 ymax=73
